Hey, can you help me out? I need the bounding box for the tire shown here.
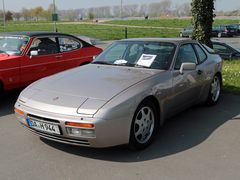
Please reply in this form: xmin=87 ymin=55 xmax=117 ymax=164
xmin=206 ymin=74 xmax=221 ymax=105
xmin=0 ymin=83 xmax=3 ymax=100
xmin=129 ymin=99 xmax=159 ymax=150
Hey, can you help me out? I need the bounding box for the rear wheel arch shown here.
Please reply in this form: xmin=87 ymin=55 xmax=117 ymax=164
xmin=205 ymin=72 xmax=222 ymax=105
xmin=0 ymin=80 xmax=4 ymax=90
xmin=215 ymin=72 xmax=222 ymax=86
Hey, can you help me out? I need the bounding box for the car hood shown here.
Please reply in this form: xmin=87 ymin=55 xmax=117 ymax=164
xmin=19 ymin=64 xmax=160 ymax=116
xmin=0 ymin=53 xmax=19 ymax=62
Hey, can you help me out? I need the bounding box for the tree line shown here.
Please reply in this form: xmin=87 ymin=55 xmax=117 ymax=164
xmin=0 ymin=0 xmax=192 ymax=21
xmin=0 ymin=0 xmax=237 ymax=22
xmin=0 ymin=4 xmax=55 ymax=21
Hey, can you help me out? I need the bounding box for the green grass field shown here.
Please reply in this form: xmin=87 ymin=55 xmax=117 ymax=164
xmin=0 ymin=18 xmax=238 ymax=40
xmin=105 ymin=19 xmax=239 ymax=28
xmin=222 ymin=60 xmax=240 ymax=95
xmin=0 ymin=22 xmax=180 ymax=40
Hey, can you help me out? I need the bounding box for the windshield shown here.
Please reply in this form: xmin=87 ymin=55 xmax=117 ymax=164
xmin=93 ymin=41 xmax=176 ymax=70
xmin=0 ymin=35 xmax=30 ymax=55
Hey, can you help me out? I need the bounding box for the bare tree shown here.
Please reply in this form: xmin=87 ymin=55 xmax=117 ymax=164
xmin=21 ymin=8 xmax=31 ymax=21
xmin=88 ymin=8 xmax=95 ymax=20
xmin=139 ymin=4 xmax=148 ymax=17
xmin=31 ymin=6 xmax=44 ymax=21
xmin=5 ymin=11 xmax=13 ymax=21
xmin=123 ymin=4 xmax=139 ymax=17
xmin=174 ymin=2 xmax=191 ymax=17
xmin=13 ymin=12 xmax=22 ymax=21
xmin=112 ymin=6 xmax=121 ymax=17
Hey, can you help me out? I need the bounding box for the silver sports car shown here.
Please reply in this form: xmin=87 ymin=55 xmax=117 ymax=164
xmin=15 ymin=38 xmax=222 ymax=149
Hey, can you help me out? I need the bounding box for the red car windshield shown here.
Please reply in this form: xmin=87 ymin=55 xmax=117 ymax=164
xmin=0 ymin=35 xmax=30 ymax=55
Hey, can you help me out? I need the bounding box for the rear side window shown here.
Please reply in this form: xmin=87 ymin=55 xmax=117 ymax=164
xmin=58 ymin=37 xmax=82 ymax=52
xmin=201 ymin=43 xmax=215 ymax=54
xmin=194 ymin=44 xmax=207 ymax=63
xmin=213 ymin=44 xmax=232 ymax=53
xmin=29 ymin=37 xmax=58 ymax=55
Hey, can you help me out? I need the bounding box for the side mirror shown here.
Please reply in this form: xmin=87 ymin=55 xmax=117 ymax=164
xmin=180 ymin=62 xmax=196 ymax=74
xmin=30 ymin=50 xmax=38 ymax=59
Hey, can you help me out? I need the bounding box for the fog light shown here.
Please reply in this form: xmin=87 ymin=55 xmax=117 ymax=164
xmin=81 ymin=129 xmax=95 ymax=137
xmin=66 ymin=127 xmax=95 ymax=138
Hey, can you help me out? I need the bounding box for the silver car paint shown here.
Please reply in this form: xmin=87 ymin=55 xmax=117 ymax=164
xmin=15 ymin=39 xmax=222 ymax=148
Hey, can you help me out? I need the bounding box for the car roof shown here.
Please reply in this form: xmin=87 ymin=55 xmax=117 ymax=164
xmin=118 ymin=38 xmax=198 ymax=44
xmin=0 ymin=31 xmax=77 ymax=38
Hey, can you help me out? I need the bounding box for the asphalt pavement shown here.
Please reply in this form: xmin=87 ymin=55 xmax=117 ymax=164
xmin=0 ymin=90 xmax=240 ymax=180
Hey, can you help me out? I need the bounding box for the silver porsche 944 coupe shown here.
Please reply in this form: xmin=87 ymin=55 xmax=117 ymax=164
xmin=15 ymin=38 xmax=222 ymax=149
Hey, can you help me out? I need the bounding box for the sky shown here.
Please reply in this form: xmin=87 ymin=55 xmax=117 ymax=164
xmin=3 ymin=0 xmax=240 ymax=12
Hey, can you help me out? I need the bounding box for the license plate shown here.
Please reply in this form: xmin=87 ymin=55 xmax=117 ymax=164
xmin=26 ymin=118 xmax=61 ymax=135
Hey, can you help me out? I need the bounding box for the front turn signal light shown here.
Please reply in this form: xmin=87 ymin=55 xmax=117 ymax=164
xmin=65 ymin=122 xmax=94 ymax=129
xmin=15 ymin=108 xmax=25 ymax=116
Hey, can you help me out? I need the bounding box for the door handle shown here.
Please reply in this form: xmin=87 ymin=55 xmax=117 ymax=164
xmin=55 ymin=55 xmax=63 ymax=58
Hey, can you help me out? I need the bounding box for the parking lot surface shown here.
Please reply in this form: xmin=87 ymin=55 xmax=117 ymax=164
xmin=0 ymin=90 xmax=240 ymax=180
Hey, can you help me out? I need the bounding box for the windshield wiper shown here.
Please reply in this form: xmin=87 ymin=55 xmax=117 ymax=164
xmin=92 ymin=61 xmax=111 ymax=65
xmin=0 ymin=50 xmax=9 ymax=55
xmin=134 ymin=64 xmax=150 ymax=69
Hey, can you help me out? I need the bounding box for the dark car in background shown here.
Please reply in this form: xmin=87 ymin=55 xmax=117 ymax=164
xmin=212 ymin=41 xmax=240 ymax=60
xmin=179 ymin=25 xmax=238 ymax=38
xmin=212 ymin=25 xmax=237 ymax=37
xmin=179 ymin=27 xmax=193 ymax=38
xmin=230 ymin=24 xmax=240 ymax=34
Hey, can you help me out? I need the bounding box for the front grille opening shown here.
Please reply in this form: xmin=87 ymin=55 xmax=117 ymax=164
xmin=29 ymin=128 xmax=90 ymax=146
xmin=27 ymin=114 xmax=60 ymax=124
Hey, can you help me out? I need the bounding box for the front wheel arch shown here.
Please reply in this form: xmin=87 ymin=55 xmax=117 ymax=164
xmin=128 ymin=96 xmax=161 ymax=150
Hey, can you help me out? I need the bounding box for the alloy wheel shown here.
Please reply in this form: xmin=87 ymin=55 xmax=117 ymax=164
xmin=133 ymin=106 xmax=155 ymax=144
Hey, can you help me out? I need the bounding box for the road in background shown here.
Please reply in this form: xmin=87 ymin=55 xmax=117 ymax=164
xmin=212 ymin=37 xmax=240 ymax=49
xmin=97 ymin=37 xmax=240 ymax=50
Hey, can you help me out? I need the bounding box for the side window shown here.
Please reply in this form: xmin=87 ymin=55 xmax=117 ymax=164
xmin=213 ymin=44 xmax=232 ymax=54
xmin=58 ymin=37 xmax=81 ymax=52
xmin=29 ymin=37 xmax=58 ymax=56
xmin=175 ymin=44 xmax=198 ymax=69
xmin=194 ymin=44 xmax=207 ymax=63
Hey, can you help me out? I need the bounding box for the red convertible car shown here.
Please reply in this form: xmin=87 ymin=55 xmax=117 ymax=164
xmin=0 ymin=32 xmax=102 ymax=95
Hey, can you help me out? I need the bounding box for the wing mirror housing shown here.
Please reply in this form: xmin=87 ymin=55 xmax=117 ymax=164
xmin=180 ymin=62 xmax=196 ymax=74
xmin=30 ymin=50 xmax=38 ymax=59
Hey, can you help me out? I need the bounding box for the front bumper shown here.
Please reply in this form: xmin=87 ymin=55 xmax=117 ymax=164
xmin=15 ymin=101 xmax=131 ymax=148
